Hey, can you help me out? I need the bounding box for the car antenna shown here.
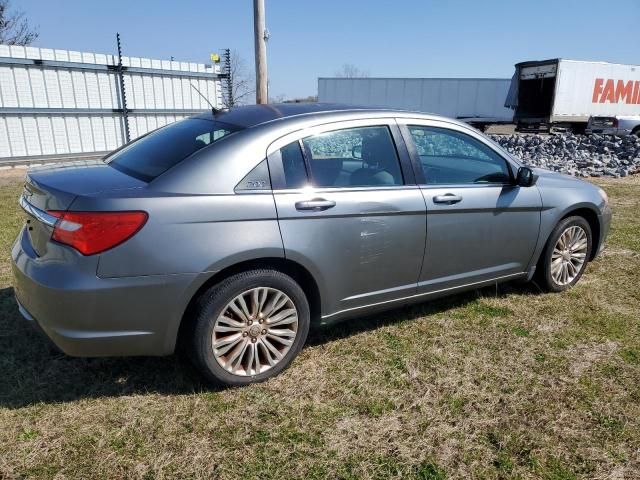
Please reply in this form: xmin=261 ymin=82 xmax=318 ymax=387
xmin=190 ymin=82 xmax=222 ymax=115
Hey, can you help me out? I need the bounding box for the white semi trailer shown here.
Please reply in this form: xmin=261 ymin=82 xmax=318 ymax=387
xmin=318 ymin=77 xmax=513 ymax=130
xmin=506 ymin=58 xmax=640 ymax=133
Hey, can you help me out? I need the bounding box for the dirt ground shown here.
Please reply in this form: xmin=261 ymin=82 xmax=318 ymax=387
xmin=484 ymin=123 xmax=517 ymax=135
xmin=0 ymin=168 xmax=27 ymax=186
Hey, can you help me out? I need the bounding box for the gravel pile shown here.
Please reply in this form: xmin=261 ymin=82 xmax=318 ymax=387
xmin=489 ymin=133 xmax=640 ymax=177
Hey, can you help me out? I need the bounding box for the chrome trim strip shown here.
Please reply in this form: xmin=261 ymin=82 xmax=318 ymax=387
xmin=321 ymin=272 xmax=526 ymax=319
xmin=19 ymin=195 xmax=58 ymax=228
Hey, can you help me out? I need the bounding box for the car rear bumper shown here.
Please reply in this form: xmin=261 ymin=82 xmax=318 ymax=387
xmin=12 ymin=227 xmax=199 ymax=357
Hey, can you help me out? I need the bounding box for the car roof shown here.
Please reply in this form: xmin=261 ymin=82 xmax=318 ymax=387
xmin=193 ymin=103 xmax=446 ymax=129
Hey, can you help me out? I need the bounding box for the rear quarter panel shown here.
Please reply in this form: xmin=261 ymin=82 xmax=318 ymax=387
xmin=68 ymin=192 xmax=284 ymax=278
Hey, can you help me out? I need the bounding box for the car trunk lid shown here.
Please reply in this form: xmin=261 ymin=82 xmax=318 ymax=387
xmin=21 ymin=160 xmax=146 ymax=257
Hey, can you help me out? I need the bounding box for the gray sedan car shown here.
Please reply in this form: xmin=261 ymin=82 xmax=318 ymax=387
xmin=12 ymin=104 xmax=612 ymax=385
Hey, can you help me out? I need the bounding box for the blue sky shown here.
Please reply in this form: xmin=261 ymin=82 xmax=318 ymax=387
xmin=18 ymin=0 xmax=640 ymax=100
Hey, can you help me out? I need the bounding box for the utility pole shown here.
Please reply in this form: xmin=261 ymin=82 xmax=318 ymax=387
xmin=253 ymin=0 xmax=268 ymax=104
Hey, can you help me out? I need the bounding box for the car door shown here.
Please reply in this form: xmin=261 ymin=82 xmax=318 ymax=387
xmin=398 ymin=119 xmax=542 ymax=293
xmin=267 ymin=119 xmax=427 ymax=320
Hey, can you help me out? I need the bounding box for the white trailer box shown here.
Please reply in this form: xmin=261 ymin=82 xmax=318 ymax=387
xmin=318 ymin=77 xmax=514 ymax=126
xmin=507 ymin=59 xmax=640 ymax=131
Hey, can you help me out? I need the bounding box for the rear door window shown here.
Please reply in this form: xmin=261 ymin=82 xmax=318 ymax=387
xmin=106 ymin=118 xmax=241 ymax=182
xmin=301 ymin=126 xmax=404 ymax=187
xmin=269 ymin=125 xmax=405 ymax=189
xmin=267 ymin=141 xmax=310 ymax=190
xmin=280 ymin=141 xmax=309 ymax=189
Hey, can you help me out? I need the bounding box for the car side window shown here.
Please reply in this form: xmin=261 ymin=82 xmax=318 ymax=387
xmin=301 ymin=126 xmax=404 ymax=187
xmin=267 ymin=141 xmax=310 ymax=189
xmin=408 ymin=126 xmax=511 ymax=185
xmin=280 ymin=141 xmax=309 ymax=189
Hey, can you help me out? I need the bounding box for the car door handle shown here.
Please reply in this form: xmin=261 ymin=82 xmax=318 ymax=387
xmin=433 ymin=194 xmax=463 ymax=204
xmin=295 ymin=198 xmax=336 ymax=211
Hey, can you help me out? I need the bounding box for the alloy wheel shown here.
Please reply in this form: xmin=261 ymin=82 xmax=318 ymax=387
xmin=551 ymin=225 xmax=588 ymax=286
xmin=212 ymin=287 xmax=299 ymax=376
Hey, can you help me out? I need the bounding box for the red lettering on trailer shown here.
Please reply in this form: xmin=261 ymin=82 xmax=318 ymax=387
xmin=592 ymin=78 xmax=604 ymax=103
xmin=593 ymin=78 xmax=640 ymax=103
xmin=615 ymin=80 xmax=634 ymax=103
xmin=600 ymin=80 xmax=615 ymax=103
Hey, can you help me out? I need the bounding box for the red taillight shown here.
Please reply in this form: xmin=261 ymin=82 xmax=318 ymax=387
xmin=47 ymin=210 xmax=148 ymax=255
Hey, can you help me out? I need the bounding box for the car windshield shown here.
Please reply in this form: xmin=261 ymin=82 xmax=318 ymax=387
xmin=105 ymin=118 xmax=242 ymax=182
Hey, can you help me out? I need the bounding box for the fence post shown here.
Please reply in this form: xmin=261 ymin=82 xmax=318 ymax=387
xmin=222 ymin=49 xmax=233 ymax=108
xmin=116 ymin=33 xmax=130 ymax=143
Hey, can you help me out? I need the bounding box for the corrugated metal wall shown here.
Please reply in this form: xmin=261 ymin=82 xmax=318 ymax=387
xmin=318 ymin=78 xmax=513 ymax=121
xmin=0 ymin=44 xmax=223 ymax=162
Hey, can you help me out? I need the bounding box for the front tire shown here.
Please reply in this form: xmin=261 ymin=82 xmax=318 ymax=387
xmin=189 ymin=269 xmax=310 ymax=386
xmin=537 ymin=216 xmax=592 ymax=292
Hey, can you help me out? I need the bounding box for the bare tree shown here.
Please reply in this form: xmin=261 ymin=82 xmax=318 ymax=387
xmin=268 ymin=93 xmax=286 ymax=104
xmin=223 ymin=50 xmax=255 ymax=107
xmin=334 ymin=63 xmax=369 ymax=78
xmin=0 ymin=0 xmax=39 ymax=46
xmin=281 ymin=95 xmax=318 ymax=104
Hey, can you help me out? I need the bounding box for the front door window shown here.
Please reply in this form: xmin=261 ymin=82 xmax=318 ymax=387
xmin=407 ymin=126 xmax=511 ymax=185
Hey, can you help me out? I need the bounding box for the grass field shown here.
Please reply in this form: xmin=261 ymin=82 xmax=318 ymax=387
xmin=0 ymin=170 xmax=638 ymax=479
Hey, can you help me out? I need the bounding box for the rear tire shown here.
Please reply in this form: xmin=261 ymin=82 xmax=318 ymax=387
xmin=536 ymin=216 xmax=592 ymax=292
xmin=189 ymin=269 xmax=310 ymax=386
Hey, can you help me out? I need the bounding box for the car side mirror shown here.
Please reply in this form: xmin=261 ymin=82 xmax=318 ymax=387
xmin=516 ymin=166 xmax=537 ymax=187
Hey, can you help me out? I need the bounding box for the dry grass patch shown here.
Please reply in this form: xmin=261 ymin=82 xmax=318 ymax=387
xmin=0 ymin=173 xmax=638 ymax=479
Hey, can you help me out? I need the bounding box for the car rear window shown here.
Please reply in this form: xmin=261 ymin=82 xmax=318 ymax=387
xmin=105 ymin=118 xmax=242 ymax=182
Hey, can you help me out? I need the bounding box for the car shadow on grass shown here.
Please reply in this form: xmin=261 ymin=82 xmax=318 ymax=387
xmin=0 ymin=287 xmax=215 ymax=408
xmin=307 ymin=280 xmax=543 ymax=347
xmin=0 ymin=281 xmax=541 ymax=408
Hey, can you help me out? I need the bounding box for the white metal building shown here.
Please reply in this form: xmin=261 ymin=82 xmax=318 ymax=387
xmin=0 ymin=44 xmax=223 ymax=163
xmin=318 ymin=77 xmax=513 ymax=122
